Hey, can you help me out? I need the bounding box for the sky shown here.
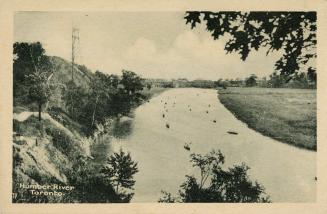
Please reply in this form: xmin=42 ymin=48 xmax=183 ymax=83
xmin=14 ymin=12 xmax=283 ymax=80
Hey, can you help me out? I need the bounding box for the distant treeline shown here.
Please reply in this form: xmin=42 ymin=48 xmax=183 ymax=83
xmin=145 ymin=71 xmax=316 ymax=90
xmin=144 ymin=79 xmax=217 ymax=89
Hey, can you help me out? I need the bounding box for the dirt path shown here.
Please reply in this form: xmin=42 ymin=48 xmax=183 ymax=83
xmin=13 ymin=111 xmax=75 ymax=138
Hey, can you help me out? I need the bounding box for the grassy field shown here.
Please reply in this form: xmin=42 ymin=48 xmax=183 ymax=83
xmin=218 ymin=87 xmax=316 ymax=150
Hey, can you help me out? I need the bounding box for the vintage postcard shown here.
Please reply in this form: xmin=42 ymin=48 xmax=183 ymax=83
xmin=1 ymin=0 xmax=327 ymax=213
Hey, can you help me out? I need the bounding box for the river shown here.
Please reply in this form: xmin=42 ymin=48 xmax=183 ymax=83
xmin=96 ymin=88 xmax=316 ymax=202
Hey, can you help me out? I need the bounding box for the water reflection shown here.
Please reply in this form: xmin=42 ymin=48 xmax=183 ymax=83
xmin=112 ymin=117 xmax=134 ymax=139
xmin=90 ymin=116 xmax=134 ymax=169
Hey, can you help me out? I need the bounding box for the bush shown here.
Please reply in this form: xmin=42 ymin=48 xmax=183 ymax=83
xmin=159 ymin=150 xmax=270 ymax=203
xmin=13 ymin=116 xmax=43 ymax=137
xmin=45 ymin=127 xmax=79 ymax=157
xmin=66 ymin=149 xmax=139 ymax=203
xmin=100 ymin=149 xmax=138 ymax=202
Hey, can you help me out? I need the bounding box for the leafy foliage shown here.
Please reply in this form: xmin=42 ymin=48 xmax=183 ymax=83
xmin=185 ymin=12 xmax=316 ymax=81
xmin=14 ymin=42 xmax=53 ymax=120
xmin=61 ymin=70 xmax=144 ymax=134
xmin=66 ymin=156 xmax=121 ymax=203
xmin=13 ymin=42 xmax=148 ymax=203
xmin=158 ymin=191 xmax=177 ymax=203
xmin=100 ymin=149 xmax=139 ymax=201
xmin=62 ymin=80 xmax=87 ymax=120
xmin=45 ymin=126 xmax=77 ymax=156
xmin=14 ymin=42 xmax=52 ymax=103
xmin=245 ymin=74 xmax=258 ymax=87
xmin=121 ymin=70 xmax=144 ymax=95
xmin=190 ymin=150 xmax=225 ymax=189
xmin=159 ymin=150 xmax=270 ymax=203
xmin=27 ymin=71 xmax=51 ymax=120
xmin=13 ymin=42 xmax=145 ymax=131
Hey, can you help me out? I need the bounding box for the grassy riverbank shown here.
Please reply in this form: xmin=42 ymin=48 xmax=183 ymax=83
xmin=218 ymin=87 xmax=316 ymax=150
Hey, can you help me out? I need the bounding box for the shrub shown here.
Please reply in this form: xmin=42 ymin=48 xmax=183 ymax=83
xmin=45 ymin=127 xmax=80 ymax=158
xmin=100 ymin=149 xmax=139 ymax=202
xmin=65 ymin=149 xmax=138 ymax=203
xmin=159 ymin=150 xmax=270 ymax=203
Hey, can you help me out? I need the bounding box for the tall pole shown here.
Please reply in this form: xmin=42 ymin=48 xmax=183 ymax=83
xmin=71 ymin=27 xmax=79 ymax=82
xmin=71 ymin=28 xmax=74 ymax=82
xmin=71 ymin=26 xmax=79 ymax=119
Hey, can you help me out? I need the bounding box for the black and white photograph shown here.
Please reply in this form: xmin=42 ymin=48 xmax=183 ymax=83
xmin=10 ymin=10 xmax=318 ymax=204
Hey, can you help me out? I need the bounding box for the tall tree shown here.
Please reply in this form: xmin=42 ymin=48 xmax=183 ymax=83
xmin=27 ymin=71 xmax=51 ymax=121
xmin=245 ymin=74 xmax=258 ymax=87
xmin=100 ymin=149 xmax=138 ymax=202
xmin=120 ymin=70 xmax=144 ymax=95
xmin=13 ymin=42 xmax=52 ymax=104
xmin=268 ymin=72 xmax=285 ymax=88
xmin=83 ymin=71 xmax=116 ymax=130
xmin=184 ymin=12 xmax=316 ymax=81
xmin=13 ymin=42 xmax=52 ymax=119
xmin=63 ymin=80 xmax=88 ymax=120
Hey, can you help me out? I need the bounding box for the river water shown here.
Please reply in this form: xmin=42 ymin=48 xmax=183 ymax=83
xmin=97 ymin=88 xmax=316 ymax=202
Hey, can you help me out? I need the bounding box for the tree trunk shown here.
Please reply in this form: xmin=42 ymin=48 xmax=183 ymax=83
xmin=38 ymin=103 xmax=42 ymax=121
xmin=91 ymin=95 xmax=99 ymax=128
xmin=116 ymin=184 xmax=119 ymax=194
